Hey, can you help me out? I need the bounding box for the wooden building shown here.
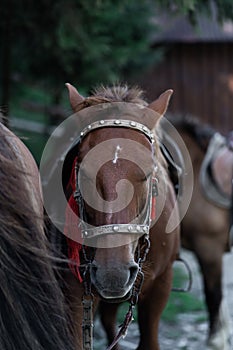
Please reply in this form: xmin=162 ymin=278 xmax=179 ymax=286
xmin=137 ymin=13 xmax=233 ymax=134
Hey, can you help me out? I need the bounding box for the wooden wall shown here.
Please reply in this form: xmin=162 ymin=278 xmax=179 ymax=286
xmin=138 ymin=42 xmax=233 ymax=134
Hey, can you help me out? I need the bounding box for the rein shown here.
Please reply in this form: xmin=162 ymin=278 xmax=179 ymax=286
xmin=80 ymin=235 xmax=151 ymax=350
xmin=106 ymin=235 xmax=150 ymax=350
xmin=65 ymin=118 xmax=158 ymax=350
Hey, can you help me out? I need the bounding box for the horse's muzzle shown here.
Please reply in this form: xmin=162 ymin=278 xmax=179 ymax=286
xmin=90 ymin=261 xmax=139 ymax=300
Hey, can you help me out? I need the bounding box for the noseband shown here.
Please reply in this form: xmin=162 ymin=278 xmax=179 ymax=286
xmin=72 ymin=119 xmax=158 ymax=240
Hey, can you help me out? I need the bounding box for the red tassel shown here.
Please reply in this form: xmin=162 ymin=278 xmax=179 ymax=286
xmin=151 ymin=196 xmax=156 ymax=221
xmin=64 ymin=157 xmax=83 ymax=282
xmin=66 ymin=237 xmax=83 ymax=282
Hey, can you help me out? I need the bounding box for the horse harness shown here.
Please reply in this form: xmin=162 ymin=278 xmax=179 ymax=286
xmin=67 ymin=119 xmax=158 ymax=350
xmin=199 ymin=132 xmax=233 ymax=247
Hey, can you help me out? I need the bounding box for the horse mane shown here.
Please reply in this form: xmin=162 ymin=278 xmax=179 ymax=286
xmin=168 ymin=114 xmax=216 ymax=151
xmin=0 ymin=131 xmax=74 ymax=350
xmin=76 ymin=84 xmax=148 ymax=111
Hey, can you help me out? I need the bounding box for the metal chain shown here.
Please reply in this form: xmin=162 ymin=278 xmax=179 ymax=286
xmin=82 ymin=264 xmax=94 ymax=350
xmin=105 ymin=234 xmax=150 ymax=350
xmin=105 ymin=270 xmax=145 ymax=350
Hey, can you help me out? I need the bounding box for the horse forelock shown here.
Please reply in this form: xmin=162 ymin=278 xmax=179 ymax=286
xmin=92 ymin=84 xmax=147 ymax=104
xmin=77 ymin=84 xmax=165 ymax=157
xmin=75 ymin=84 xmax=148 ymax=112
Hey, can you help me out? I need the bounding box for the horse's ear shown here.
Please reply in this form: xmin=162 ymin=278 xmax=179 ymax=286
xmin=148 ymin=89 xmax=173 ymax=116
xmin=65 ymin=83 xmax=84 ymax=112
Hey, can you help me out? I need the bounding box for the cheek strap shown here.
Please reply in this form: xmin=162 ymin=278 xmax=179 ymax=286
xmin=64 ymin=159 xmax=158 ymax=282
xmin=151 ymin=177 xmax=158 ymax=221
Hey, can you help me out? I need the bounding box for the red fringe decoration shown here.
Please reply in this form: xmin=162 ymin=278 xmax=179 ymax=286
xmin=64 ymin=157 xmax=83 ymax=282
xmin=151 ymin=196 xmax=156 ymax=221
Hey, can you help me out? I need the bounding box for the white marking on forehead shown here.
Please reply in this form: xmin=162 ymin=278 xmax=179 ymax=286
xmin=112 ymin=145 xmax=122 ymax=164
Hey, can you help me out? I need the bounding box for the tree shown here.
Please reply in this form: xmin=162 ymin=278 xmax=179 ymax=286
xmin=1 ymin=0 xmax=233 ymax=120
xmin=1 ymin=0 xmax=157 ymax=111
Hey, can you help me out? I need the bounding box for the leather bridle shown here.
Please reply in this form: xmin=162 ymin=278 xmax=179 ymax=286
xmin=70 ymin=118 xmax=158 ymax=350
xmin=73 ymin=118 xmax=158 ymax=241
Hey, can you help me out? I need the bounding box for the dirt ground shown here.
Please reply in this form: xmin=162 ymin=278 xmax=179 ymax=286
xmin=94 ymin=249 xmax=233 ymax=350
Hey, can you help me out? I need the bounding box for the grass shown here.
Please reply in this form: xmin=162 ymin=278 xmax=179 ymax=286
xmin=162 ymin=266 xmax=206 ymax=323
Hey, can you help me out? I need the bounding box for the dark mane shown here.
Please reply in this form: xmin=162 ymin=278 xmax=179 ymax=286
xmin=0 ymin=131 xmax=74 ymax=350
xmin=168 ymin=114 xmax=216 ymax=151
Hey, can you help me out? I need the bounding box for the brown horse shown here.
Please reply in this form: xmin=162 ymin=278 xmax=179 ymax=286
xmin=0 ymin=121 xmax=74 ymax=350
xmin=41 ymin=84 xmax=180 ymax=350
xmin=168 ymin=116 xmax=233 ymax=349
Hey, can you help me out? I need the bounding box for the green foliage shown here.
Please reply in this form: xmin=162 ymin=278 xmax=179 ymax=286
xmin=0 ymin=0 xmax=157 ymax=98
xmin=162 ymin=288 xmax=206 ymax=323
xmin=10 ymin=84 xmax=52 ymax=163
xmin=1 ymin=0 xmax=233 ymax=107
xmin=11 ymin=83 xmax=51 ymax=123
xmin=56 ymin=1 xmax=156 ymax=89
xmin=2 ymin=0 xmax=233 ymax=158
xmin=162 ymin=267 xmax=206 ymax=323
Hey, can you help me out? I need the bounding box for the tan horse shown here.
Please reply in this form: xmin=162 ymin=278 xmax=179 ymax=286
xmin=169 ymin=116 xmax=233 ymax=350
xmin=0 ymin=121 xmax=74 ymax=350
xmin=42 ymin=84 xmax=180 ymax=350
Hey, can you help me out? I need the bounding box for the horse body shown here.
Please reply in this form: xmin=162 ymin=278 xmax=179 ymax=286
xmin=97 ymin=115 xmax=232 ymax=350
xmin=0 ymin=121 xmax=74 ymax=350
xmin=171 ymin=117 xmax=232 ymax=349
xmin=45 ymin=84 xmax=180 ymax=350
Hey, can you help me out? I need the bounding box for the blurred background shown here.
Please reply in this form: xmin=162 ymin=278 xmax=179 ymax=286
xmin=0 ymin=0 xmax=233 ymax=163
xmin=1 ymin=2 xmax=233 ymax=348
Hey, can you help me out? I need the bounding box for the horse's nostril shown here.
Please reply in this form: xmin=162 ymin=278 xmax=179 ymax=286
xmin=129 ymin=264 xmax=139 ymax=282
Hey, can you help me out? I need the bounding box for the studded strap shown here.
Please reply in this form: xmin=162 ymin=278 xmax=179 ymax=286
xmin=79 ymin=119 xmax=155 ymax=144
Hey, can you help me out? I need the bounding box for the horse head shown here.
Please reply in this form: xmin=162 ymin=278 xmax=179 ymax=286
xmin=64 ymin=84 xmax=173 ymax=301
